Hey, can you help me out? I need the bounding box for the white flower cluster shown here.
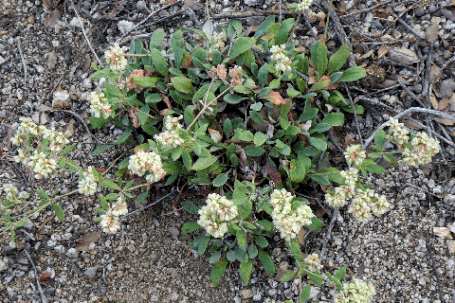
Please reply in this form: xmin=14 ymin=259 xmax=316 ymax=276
xmin=11 ymin=118 xmax=70 ymax=154
xmin=325 ymin=167 xmax=359 ymax=208
xmin=402 ymin=132 xmax=440 ymax=167
xmin=387 ymin=118 xmax=409 ymax=148
xmin=3 ymin=184 xmax=18 ymax=201
xmin=127 ymin=150 xmax=166 ymax=183
xmin=325 ymin=168 xmax=389 ymax=221
xmin=78 ymin=166 xmax=98 ymax=196
xmin=348 ymin=189 xmax=389 ymax=221
xmin=270 ymin=189 xmax=315 ymax=242
xmin=100 ymin=195 xmax=129 ymax=234
xmin=270 ymin=44 xmax=292 ymax=74
xmin=387 ymin=118 xmax=440 ymax=166
xmin=296 ymin=0 xmax=313 ymax=12
xmin=344 ymin=144 xmax=366 ymax=167
xmin=304 ymin=253 xmax=322 ymax=272
xmin=197 ymin=193 xmax=239 ymax=238
xmin=105 ymin=44 xmax=127 ymax=72
xmin=27 ymin=151 xmax=57 ymax=179
xmin=154 ymin=115 xmax=185 ymax=148
xmin=88 ymin=91 xmax=112 ymax=119
xmin=334 ymin=278 xmax=376 ymax=303
xmin=212 ymin=31 xmax=227 ymax=50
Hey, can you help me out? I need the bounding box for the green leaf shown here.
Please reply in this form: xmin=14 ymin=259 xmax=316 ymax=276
xmin=234 ymin=85 xmax=251 ymax=94
xmin=198 ymin=235 xmax=211 ymax=255
xmin=14 ymin=220 xmax=28 ymax=228
xmin=257 ymin=220 xmax=273 ymax=231
xmin=171 ymin=77 xmax=194 ymax=94
xmin=245 ymin=146 xmax=265 ymax=157
xmin=150 ymin=28 xmax=165 ymax=49
xmin=299 ymin=108 xmax=318 ymax=122
xmin=254 ymin=15 xmax=275 ymax=39
xmin=258 ymin=250 xmax=275 ymax=275
xmin=287 ymin=86 xmax=301 ymax=98
xmin=105 ymin=193 xmax=118 ymax=200
xmin=307 ymin=216 xmax=324 ymax=232
xmin=310 ymin=123 xmax=332 ymax=133
xmin=339 ymin=66 xmax=367 ymax=82
xmin=279 ymin=270 xmax=298 ymax=282
xmin=52 ymin=204 xmax=64 ymax=221
xmin=89 ymin=116 xmax=110 ymax=129
xmin=131 ymin=76 xmax=159 ymax=88
xmin=135 ymin=191 xmax=148 ymax=204
xmin=151 ymin=48 xmax=168 ymax=76
xmin=309 ymin=273 xmax=323 ymax=286
xmin=230 ymin=37 xmax=256 ymax=59
xmin=300 ymin=285 xmax=311 ymax=303
xmin=310 ymin=41 xmax=328 ymax=79
xmin=233 ymin=129 xmax=254 ymax=142
xmin=289 ymin=238 xmax=304 ymax=264
xmin=309 ymin=137 xmax=327 ymax=151
xmin=182 ymin=150 xmax=193 ymax=170
xmin=250 ymin=111 xmax=264 ymax=125
xmin=138 ymin=104 xmax=150 ymax=126
xmin=254 ymin=132 xmax=269 ymax=146
xmin=275 ymin=18 xmax=295 ymax=45
xmin=35 ymin=189 xmax=49 ymax=200
xmin=269 ymin=79 xmax=280 ymax=89
xmin=363 ymin=159 xmax=386 ymax=174
xmin=248 ymin=244 xmax=258 ymax=259
xmin=289 ymin=155 xmax=310 ymax=183
xmin=213 ymin=173 xmax=229 ymax=187
xmin=236 ymin=229 xmax=247 ymax=248
xmin=192 ymin=156 xmax=218 ymax=171
xmin=224 ymin=93 xmax=244 ymax=104
xmin=374 ymin=129 xmax=387 ymax=150
xmin=99 ymin=179 xmax=121 ymax=191
xmin=258 ymin=64 xmax=269 ymax=87
xmin=327 ymin=44 xmax=350 ymax=74
xmin=239 ymin=258 xmax=253 ymax=285
xmin=335 ymin=266 xmax=347 ymax=280
xmin=209 ymin=251 xmax=222 ymax=264
xmin=182 ymin=222 xmax=203 ymax=233
xmin=210 ymin=257 xmax=228 ymax=286
xmin=322 ymin=112 xmax=344 ymax=126
xmin=310 ymin=174 xmax=330 ymax=186
xmin=116 ymin=128 xmax=133 ymax=145
xmin=254 ymin=236 xmax=269 ymax=248
xmin=62 ymin=143 xmax=77 ymax=155
xmin=91 ymin=144 xmax=114 ymax=157
xmin=223 ymin=119 xmax=233 ymax=137
xmin=181 ymin=201 xmax=200 ymax=214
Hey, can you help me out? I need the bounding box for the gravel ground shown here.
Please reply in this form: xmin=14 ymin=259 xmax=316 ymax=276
xmin=1 ymin=0 xmax=455 ymax=302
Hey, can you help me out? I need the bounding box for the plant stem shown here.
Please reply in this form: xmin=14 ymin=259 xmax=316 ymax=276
xmin=324 ymin=0 xmax=334 ymax=42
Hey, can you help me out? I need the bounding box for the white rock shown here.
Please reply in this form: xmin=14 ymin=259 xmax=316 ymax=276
xmin=118 ymin=20 xmax=135 ymax=34
xmin=433 ymin=227 xmax=452 ymax=239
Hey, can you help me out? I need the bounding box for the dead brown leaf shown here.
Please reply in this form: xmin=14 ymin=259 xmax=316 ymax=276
xmin=208 ymin=128 xmax=222 ymax=143
xmin=46 ymin=51 xmax=58 ymax=69
xmin=263 ymin=91 xmax=291 ymax=105
xmin=38 ymin=271 xmax=52 ymax=282
xmin=430 ymin=94 xmax=439 ymax=110
xmin=388 ymin=47 xmax=419 ymax=65
xmin=378 ymin=46 xmax=389 ymax=58
xmin=402 ymin=119 xmax=423 ymax=130
xmin=77 ymin=231 xmax=102 ymax=252
xmin=430 ymin=65 xmax=441 ymax=83
xmin=439 ymin=97 xmax=451 ymax=111
xmin=128 ymin=107 xmax=141 ymax=128
xmin=435 ymin=117 xmax=455 ymax=125
xmin=44 ymin=9 xmax=61 ymax=29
